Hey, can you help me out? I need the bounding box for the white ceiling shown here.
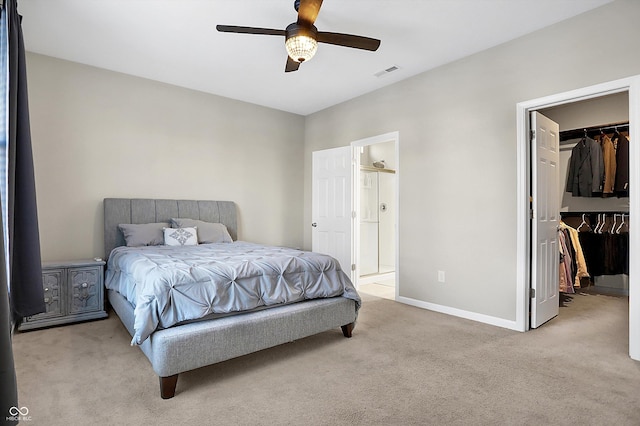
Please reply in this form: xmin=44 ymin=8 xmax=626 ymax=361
xmin=19 ymin=0 xmax=613 ymax=116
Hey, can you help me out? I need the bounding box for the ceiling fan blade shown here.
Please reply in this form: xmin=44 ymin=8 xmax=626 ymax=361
xmin=297 ymin=0 xmax=323 ymax=26
xmin=285 ymin=56 xmax=300 ymax=73
xmin=216 ymin=25 xmax=286 ymax=36
xmin=317 ymin=32 xmax=381 ymax=51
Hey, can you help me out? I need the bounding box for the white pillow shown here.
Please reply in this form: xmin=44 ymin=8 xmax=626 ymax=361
xmin=164 ymin=227 xmax=198 ymax=246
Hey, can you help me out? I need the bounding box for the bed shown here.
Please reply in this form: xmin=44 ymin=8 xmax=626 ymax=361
xmin=103 ymin=198 xmax=360 ymax=399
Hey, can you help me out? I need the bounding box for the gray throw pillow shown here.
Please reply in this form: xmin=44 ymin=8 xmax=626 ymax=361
xmin=170 ymin=218 xmax=233 ymax=244
xmin=118 ymin=222 xmax=170 ymax=247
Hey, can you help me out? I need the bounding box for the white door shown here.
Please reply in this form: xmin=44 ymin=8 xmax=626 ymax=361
xmin=530 ymin=111 xmax=560 ymax=328
xmin=312 ymin=146 xmax=354 ymax=279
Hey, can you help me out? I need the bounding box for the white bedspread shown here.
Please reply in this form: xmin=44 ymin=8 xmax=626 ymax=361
xmin=105 ymin=242 xmax=360 ymax=345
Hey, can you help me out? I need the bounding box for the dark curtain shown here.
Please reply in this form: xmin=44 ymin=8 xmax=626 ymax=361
xmin=1 ymin=0 xmax=44 ymax=422
xmin=6 ymin=0 xmax=44 ymax=322
xmin=0 ymin=199 xmax=16 ymax=423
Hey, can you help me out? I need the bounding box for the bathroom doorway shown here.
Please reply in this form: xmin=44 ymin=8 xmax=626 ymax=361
xmin=352 ymin=132 xmax=399 ymax=301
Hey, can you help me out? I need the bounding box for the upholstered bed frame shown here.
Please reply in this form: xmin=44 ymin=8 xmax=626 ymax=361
xmin=103 ymin=198 xmax=357 ymax=399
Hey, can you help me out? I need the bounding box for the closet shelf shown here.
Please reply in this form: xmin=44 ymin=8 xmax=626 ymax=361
xmin=360 ymin=165 xmax=396 ymax=174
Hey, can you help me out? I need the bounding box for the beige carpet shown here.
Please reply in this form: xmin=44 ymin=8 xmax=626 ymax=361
xmin=11 ymin=291 xmax=640 ymax=425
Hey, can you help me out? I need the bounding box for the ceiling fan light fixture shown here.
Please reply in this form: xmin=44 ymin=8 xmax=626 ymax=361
xmin=285 ymin=35 xmax=318 ymax=62
xmin=285 ymin=23 xmax=318 ymax=63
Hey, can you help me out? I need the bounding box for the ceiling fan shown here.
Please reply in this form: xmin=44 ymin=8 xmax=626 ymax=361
xmin=216 ymin=0 xmax=381 ymax=72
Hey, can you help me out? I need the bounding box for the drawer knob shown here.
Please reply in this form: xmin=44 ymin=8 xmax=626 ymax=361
xmin=44 ymin=287 xmax=49 ymax=292
xmin=81 ymin=282 xmax=88 ymax=288
xmin=44 ymin=297 xmax=50 ymax=303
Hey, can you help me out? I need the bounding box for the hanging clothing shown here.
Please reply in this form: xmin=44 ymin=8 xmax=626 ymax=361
xmin=602 ymin=225 xmax=629 ymax=275
xmin=566 ymin=137 xmax=604 ymax=196
xmin=558 ymin=229 xmax=575 ymax=293
xmin=614 ymin=133 xmax=629 ymax=197
xmin=574 ymin=213 xmax=629 ymax=277
xmin=579 ymin=230 xmax=603 ymax=277
xmin=601 ymin=135 xmax=617 ymax=195
xmin=559 ymin=222 xmax=590 ymax=287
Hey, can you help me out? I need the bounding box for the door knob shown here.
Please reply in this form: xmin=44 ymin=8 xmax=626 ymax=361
xmin=311 ymin=222 xmax=317 ymax=227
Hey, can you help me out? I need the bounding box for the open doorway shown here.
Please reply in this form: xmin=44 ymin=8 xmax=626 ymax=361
xmin=351 ymin=132 xmax=399 ymax=301
xmin=516 ymin=76 xmax=640 ymax=361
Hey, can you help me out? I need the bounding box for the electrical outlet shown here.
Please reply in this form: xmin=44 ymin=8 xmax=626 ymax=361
xmin=437 ymin=270 xmax=445 ymax=283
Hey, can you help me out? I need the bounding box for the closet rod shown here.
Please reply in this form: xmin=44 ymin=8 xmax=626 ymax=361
xmin=560 ymin=211 xmax=630 ymax=216
xmin=559 ymin=121 xmax=629 ymax=142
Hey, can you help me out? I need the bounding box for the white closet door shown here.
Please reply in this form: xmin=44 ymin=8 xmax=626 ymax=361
xmin=531 ymin=111 xmax=560 ymax=328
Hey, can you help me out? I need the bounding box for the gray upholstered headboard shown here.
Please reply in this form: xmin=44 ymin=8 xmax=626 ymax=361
xmin=103 ymin=198 xmax=237 ymax=259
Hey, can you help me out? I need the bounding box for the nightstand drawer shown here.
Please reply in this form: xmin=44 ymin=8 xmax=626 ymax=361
xmin=23 ymin=269 xmax=65 ymax=324
xmin=69 ymin=267 xmax=101 ymax=314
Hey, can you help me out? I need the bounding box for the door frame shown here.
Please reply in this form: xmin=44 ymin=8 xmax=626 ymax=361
xmin=516 ymin=75 xmax=640 ymax=360
xmin=351 ymin=131 xmax=400 ymax=299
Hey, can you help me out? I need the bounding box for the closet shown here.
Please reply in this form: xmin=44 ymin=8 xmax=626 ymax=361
xmin=542 ymin=92 xmax=630 ymax=303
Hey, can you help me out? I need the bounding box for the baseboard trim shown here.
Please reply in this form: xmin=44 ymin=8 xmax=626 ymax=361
xmin=396 ymin=296 xmax=522 ymax=332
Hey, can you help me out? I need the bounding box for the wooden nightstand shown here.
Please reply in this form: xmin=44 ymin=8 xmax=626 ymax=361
xmin=19 ymin=259 xmax=108 ymax=331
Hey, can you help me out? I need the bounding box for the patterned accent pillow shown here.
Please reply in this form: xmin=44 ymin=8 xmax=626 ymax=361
xmin=164 ymin=227 xmax=198 ymax=246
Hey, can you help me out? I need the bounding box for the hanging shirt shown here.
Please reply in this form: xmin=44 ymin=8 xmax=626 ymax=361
xmin=614 ymin=133 xmax=629 ymax=197
xmin=601 ymin=135 xmax=617 ymax=195
xmin=558 ymin=229 xmax=574 ymax=293
xmin=566 ymin=137 xmax=604 ymax=196
xmin=559 ymin=222 xmax=590 ymax=287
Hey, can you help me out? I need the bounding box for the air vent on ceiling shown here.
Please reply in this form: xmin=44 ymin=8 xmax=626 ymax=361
xmin=374 ymin=65 xmax=400 ymax=78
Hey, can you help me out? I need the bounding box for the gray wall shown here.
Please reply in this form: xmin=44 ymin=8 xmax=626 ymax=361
xmin=27 ymin=53 xmax=305 ymax=261
xmin=303 ymin=0 xmax=640 ymax=322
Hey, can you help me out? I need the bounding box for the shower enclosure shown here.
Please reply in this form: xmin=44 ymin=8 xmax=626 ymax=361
xmin=359 ymin=166 xmax=396 ymax=278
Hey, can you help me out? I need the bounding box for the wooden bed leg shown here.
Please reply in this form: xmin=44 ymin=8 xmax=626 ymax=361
xmin=341 ymin=323 xmax=354 ymax=338
xmin=160 ymin=374 xmax=179 ymax=399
